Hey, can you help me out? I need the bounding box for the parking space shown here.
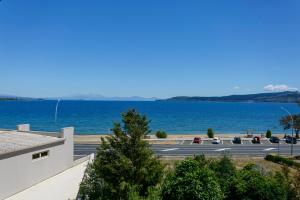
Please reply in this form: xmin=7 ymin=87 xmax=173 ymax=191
xmin=202 ymin=140 xmax=213 ymax=145
xmin=242 ymin=140 xmax=252 ymax=145
xmin=222 ymin=140 xmax=233 ymax=145
xmin=182 ymin=140 xmax=193 ymax=145
xmin=260 ymin=140 xmax=271 ymax=145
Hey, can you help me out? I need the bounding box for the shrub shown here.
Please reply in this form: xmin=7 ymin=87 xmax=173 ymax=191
xmin=156 ymin=131 xmax=167 ymax=138
xmin=207 ymin=128 xmax=214 ymax=138
xmin=265 ymin=154 xmax=300 ymax=169
xmin=230 ymin=166 xmax=287 ymax=200
xmin=266 ymin=130 xmax=272 ymax=138
xmin=161 ymin=158 xmax=224 ymax=200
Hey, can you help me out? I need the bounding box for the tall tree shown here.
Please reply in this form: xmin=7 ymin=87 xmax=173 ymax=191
xmin=280 ymin=114 xmax=300 ymax=138
xmin=79 ymin=109 xmax=164 ymax=200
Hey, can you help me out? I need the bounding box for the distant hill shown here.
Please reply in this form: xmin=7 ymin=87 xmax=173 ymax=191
xmin=56 ymin=94 xmax=157 ymax=101
xmin=161 ymin=91 xmax=300 ymax=103
xmin=0 ymin=95 xmax=42 ymax=101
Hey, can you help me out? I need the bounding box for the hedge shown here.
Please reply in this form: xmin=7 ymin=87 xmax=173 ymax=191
xmin=265 ymin=154 xmax=300 ymax=169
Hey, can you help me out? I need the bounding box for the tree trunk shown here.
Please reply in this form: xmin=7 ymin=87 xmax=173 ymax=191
xmin=296 ymin=129 xmax=300 ymax=139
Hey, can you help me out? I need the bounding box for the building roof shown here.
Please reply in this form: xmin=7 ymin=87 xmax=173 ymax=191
xmin=0 ymin=130 xmax=64 ymax=158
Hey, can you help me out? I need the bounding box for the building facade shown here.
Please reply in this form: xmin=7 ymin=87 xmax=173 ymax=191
xmin=0 ymin=124 xmax=74 ymax=200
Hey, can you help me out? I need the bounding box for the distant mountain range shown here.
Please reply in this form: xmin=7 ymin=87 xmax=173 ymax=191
xmin=161 ymin=91 xmax=300 ymax=103
xmin=49 ymin=94 xmax=157 ymax=101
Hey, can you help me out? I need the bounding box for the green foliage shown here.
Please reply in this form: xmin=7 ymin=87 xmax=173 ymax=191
xmin=229 ymin=165 xmax=287 ymax=200
xmin=265 ymin=154 xmax=300 ymax=169
xmin=266 ymin=130 xmax=272 ymax=138
xmin=155 ymin=131 xmax=167 ymax=138
xmin=207 ymin=128 xmax=214 ymax=138
xmin=161 ymin=158 xmax=224 ymax=200
xmin=213 ymin=155 xmax=236 ymax=199
xmin=79 ymin=109 xmax=164 ymax=200
xmin=280 ymin=114 xmax=300 ymax=138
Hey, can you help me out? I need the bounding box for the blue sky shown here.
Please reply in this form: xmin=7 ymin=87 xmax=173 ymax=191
xmin=0 ymin=0 xmax=299 ymax=98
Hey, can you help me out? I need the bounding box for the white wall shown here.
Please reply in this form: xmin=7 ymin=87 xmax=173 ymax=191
xmin=0 ymin=127 xmax=74 ymax=200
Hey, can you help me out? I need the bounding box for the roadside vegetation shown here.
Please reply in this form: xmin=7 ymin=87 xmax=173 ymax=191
xmin=79 ymin=109 xmax=300 ymax=200
xmin=155 ymin=131 xmax=167 ymax=138
xmin=266 ymin=130 xmax=272 ymax=138
xmin=207 ymin=128 xmax=214 ymax=138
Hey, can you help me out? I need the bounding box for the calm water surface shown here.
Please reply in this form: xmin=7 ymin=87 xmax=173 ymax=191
xmin=0 ymin=100 xmax=299 ymax=134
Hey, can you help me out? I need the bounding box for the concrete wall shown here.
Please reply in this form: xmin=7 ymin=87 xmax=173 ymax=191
xmin=0 ymin=127 xmax=74 ymax=200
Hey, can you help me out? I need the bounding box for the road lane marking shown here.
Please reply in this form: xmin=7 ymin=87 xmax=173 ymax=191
xmin=263 ymin=148 xmax=276 ymax=151
xmin=161 ymin=148 xmax=179 ymax=152
xmin=201 ymin=140 xmax=203 ymax=145
xmin=180 ymin=140 xmax=184 ymax=145
xmin=190 ymin=141 xmax=193 ymax=145
xmin=214 ymin=148 xmax=231 ymax=152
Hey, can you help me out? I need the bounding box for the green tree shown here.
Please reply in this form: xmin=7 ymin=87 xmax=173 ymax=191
xmin=161 ymin=158 xmax=224 ymax=200
xmin=266 ymin=130 xmax=272 ymax=138
xmin=79 ymin=109 xmax=164 ymax=200
xmin=280 ymin=114 xmax=300 ymax=139
xmin=207 ymin=128 xmax=214 ymax=138
xmin=155 ymin=131 xmax=167 ymax=138
xmin=229 ymin=164 xmax=287 ymax=200
xmin=212 ymin=155 xmax=236 ymax=199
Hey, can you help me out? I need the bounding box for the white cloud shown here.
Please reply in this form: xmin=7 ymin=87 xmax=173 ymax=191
xmin=263 ymin=84 xmax=298 ymax=92
xmin=233 ymin=86 xmax=240 ymax=90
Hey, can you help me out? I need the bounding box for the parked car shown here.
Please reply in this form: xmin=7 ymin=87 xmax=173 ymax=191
xmin=252 ymin=136 xmax=261 ymax=144
xmin=193 ymin=137 xmax=201 ymax=144
xmin=286 ymin=136 xmax=297 ymax=144
xmin=212 ymin=137 xmax=221 ymax=144
xmin=233 ymin=137 xmax=241 ymax=144
xmin=269 ymin=136 xmax=280 ymax=143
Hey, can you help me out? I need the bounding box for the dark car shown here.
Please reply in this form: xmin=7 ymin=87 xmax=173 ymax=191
xmin=233 ymin=137 xmax=241 ymax=144
xmin=193 ymin=137 xmax=201 ymax=144
xmin=252 ymin=136 xmax=261 ymax=144
xmin=286 ymin=136 xmax=297 ymax=144
xmin=269 ymin=136 xmax=280 ymax=143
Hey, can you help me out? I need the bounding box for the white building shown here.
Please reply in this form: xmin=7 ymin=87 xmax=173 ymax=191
xmin=0 ymin=124 xmax=75 ymax=200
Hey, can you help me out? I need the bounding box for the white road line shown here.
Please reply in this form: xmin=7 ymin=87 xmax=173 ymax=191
xmin=190 ymin=141 xmax=193 ymax=145
xmin=180 ymin=140 xmax=184 ymax=145
xmin=201 ymin=140 xmax=203 ymax=145
xmin=241 ymin=140 xmax=243 ymax=145
xmin=263 ymin=148 xmax=276 ymax=151
xmin=230 ymin=140 xmax=233 ymax=144
xmin=161 ymin=148 xmax=179 ymax=152
xmin=214 ymin=148 xmax=231 ymax=152
xmin=221 ymin=140 xmax=223 ymax=144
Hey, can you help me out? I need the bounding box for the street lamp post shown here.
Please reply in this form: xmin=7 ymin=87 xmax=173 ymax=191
xmin=55 ymin=99 xmax=61 ymax=123
xmin=281 ymin=107 xmax=294 ymax=156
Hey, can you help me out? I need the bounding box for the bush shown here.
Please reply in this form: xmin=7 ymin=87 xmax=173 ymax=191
xmin=265 ymin=154 xmax=300 ymax=169
xmin=207 ymin=128 xmax=214 ymax=138
xmin=156 ymin=131 xmax=167 ymax=138
xmin=266 ymin=130 xmax=272 ymax=138
xmin=230 ymin=166 xmax=287 ymax=200
xmin=161 ymin=158 xmax=224 ymax=200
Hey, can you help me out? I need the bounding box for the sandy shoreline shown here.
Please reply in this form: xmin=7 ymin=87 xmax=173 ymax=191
xmin=74 ymin=133 xmax=287 ymax=144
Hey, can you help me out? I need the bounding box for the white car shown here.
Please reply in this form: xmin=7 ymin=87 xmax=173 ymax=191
xmin=212 ymin=137 xmax=221 ymax=144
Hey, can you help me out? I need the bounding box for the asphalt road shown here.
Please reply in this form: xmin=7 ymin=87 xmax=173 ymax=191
xmin=74 ymin=141 xmax=300 ymax=158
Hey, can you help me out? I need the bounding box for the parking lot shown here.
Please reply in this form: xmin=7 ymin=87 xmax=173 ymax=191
xmin=175 ymin=139 xmax=298 ymax=146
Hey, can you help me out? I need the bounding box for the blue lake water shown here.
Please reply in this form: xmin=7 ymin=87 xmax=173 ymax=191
xmin=0 ymin=100 xmax=299 ymax=134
